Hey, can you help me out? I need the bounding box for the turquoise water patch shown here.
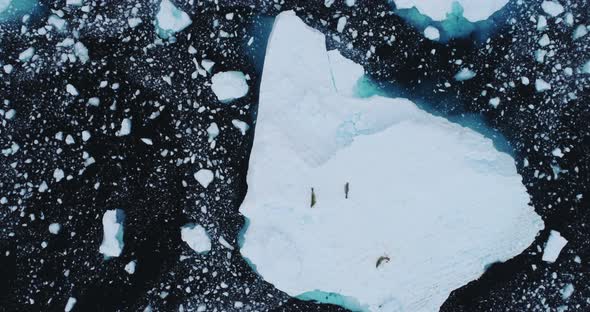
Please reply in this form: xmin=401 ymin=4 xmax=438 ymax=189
xmin=393 ymin=2 xmax=507 ymax=42
xmin=297 ymin=290 xmax=370 ymax=312
xmin=353 ymin=76 xmax=386 ymax=98
xmin=0 ymin=0 xmax=38 ymax=23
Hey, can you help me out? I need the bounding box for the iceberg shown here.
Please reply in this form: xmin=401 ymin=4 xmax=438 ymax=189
xmin=155 ymin=0 xmax=192 ymax=39
xmin=239 ymin=11 xmax=544 ymax=312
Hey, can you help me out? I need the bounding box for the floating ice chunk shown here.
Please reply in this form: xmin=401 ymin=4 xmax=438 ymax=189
xmin=231 ymin=119 xmax=249 ymax=135
xmin=240 ymin=11 xmax=543 ymax=312
xmin=180 ymin=223 xmax=211 ymax=253
xmin=552 ymin=148 xmax=564 ymax=158
xmin=541 ymin=1 xmax=564 ymax=17
xmin=140 ymin=138 xmax=153 ymax=145
xmin=336 ymin=16 xmax=347 ymax=33
xmin=536 ymin=16 xmax=547 ymax=31
xmin=424 ymin=26 xmax=440 ymax=41
xmin=155 ymin=0 xmax=192 ymax=39
xmin=581 ymin=61 xmax=590 ymax=74
xmin=194 ymin=169 xmax=214 ymax=188
xmin=218 ymin=236 xmax=234 ymax=250
xmin=64 ymin=297 xmax=77 ymax=312
xmin=345 ymin=0 xmax=355 ymax=6
xmin=201 ymin=59 xmax=215 ymax=73
xmin=49 ymin=223 xmax=61 ymax=234
xmin=4 ymin=109 xmax=15 ymax=119
xmin=561 ymin=283 xmax=574 ymax=300
xmin=454 ymin=68 xmax=476 ymax=81
xmin=18 ymin=47 xmax=35 ymax=62
xmin=542 ymin=230 xmax=567 ymax=262
xmin=489 ymin=97 xmax=501 ymax=108
xmin=53 ymin=168 xmax=64 ymax=182
xmin=535 ymin=78 xmax=552 ymax=92
xmin=327 ymin=50 xmax=364 ymax=97
xmin=116 ymin=118 xmax=131 ymax=136
xmin=538 ymin=34 xmax=550 ymax=47
xmin=66 ymin=0 xmax=82 ymax=6
xmin=99 ymin=209 xmax=125 ymax=258
xmin=393 ymin=0 xmax=508 ymax=22
xmin=128 ymin=17 xmax=142 ymax=28
xmin=3 ymin=64 xmax=13 ymax=74
xmin=125 ymin=260 xmax=136 ymax=274
xmin=48 ymin=15 xmax=67 ymax=31
xmin=207 ymin=122 xmax=219 ymax=141
xmin=74 ymin=42 xmax=89 ymax=64
xmin=82 ymin=130 xmax=91 ymax=141
xmin=211 ymin=71 xmax=249 ymax=103
xmin=66 ymin=84 xmax=79 ymax=96
xmin=573 ymin=25 xmax=588 ymax=40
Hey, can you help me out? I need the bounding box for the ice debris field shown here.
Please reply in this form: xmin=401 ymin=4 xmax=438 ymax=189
xmin=239 ymin=11 xmax=545 ymax=312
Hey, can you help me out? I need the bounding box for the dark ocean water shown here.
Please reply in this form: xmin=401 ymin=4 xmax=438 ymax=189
xmin=1 ymin=0 xmax=589 ymax=311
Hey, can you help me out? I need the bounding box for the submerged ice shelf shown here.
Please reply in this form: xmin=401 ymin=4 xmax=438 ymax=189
xmin=239 ymin=11 xmax=544 ymax=312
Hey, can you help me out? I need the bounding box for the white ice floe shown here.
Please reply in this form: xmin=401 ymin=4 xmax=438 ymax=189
xmin=239 ymin=11 xmax=544 ymax=312
xmin=180 ymin=223 xmax=211 ymax=253
xmin=194 ymin=169 xmax=214 ymax=188
xmin=327 ymin=50 xmax=364 ymax=97
xmin=393 ymin=0 xmax=507 ymax=22
xmin=99 ymin=209 xmax=125 ymax=258
xmin=535 ymin=78 xmax=552 ymax=92
xmin=116 ymin=118 xmax=131 ymax=136
xmin=542 ymin=230 xmax=567 ymax=263
xmin=581 ymin=61 xmax=590 ymax=74
xmin=454 ymin=68 xmax=477 ymax=81
xmin=18 ymin=47 xmax=35 ymax=62
xmin=125 ymin=260 xmax=137 ymax=274
xmin=0 ymin=0 xmax=10 ymax=13
xmin=423 ymin=26 xmax=440 ymax=41
xmin=64 ymin=297 xmax=77 ymax=312
xmin=155 ymin=0 xmax=192 ymax=38
xmin=541 ymin=1 xmax=564 ymax=17
xmin=232 ymin=119 xmax=249 ymax=135
xmin=49 ymin=223 xmax=61 ymax=234
xmin=210 ymin=71 xmax=249 ymax=103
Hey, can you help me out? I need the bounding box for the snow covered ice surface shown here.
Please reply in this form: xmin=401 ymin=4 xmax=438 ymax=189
xmin=239 ymin=11 xmax=544 ymax=312
xmin=99 ymin=209 xmax=125 ymax=258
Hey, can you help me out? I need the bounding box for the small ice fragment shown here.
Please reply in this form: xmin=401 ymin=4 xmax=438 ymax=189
xmin=345 ymin=0 xmax=355 ymax=6
xmin=3 ymin=64 xmax=13 ymax=74
xmin=5 ymin=109 xmax=16 ymax=120
xmin=180 ymin=223 xmax=211 ymax=253
xmin=66 ymin=0 xmax=83 ymax=6
xmin=82 ymin=131 xmax=91 ymax=141
xmin=538 ymin=34 xmax=550 ymax=47
xmin=581 ymin=61 xmax=590 ymax=74
xmin=128 ymin=17 xmax=142 ymax=28
xmin=535 ymin=78 xmax=551 ymax=92
xmin=156 ymin=0 xmax=192 ymax=38
xmin=573 ymin=25 xmax=588 ymax=40
xmin=141 ymin=138 xmax=153 ymax=145
xmin=231 ymin=119 xmax=249 ymax=135
xmin=201 ymin=59 xmax=215 ymax=73
xmin=552 ymin=148 xmax=564 ymax=157
xmin=218 ymin=236 xmax=234 ymax=250
xmin=38 ymin=181 xmax=48 ymax=193
xmin=87 ymin=97 xmax=100 ymax=106
xmin=49 ymin=223 xmax=61 ymax=234
xmin=454 ymin=68 xmax=476 ymax=81
xmin=53 ymin=168 xmax=65 ymax=182
xmin=560 ymin=283 xmax=574 ymax=300
xmin=211 ymin=71 xmax=249 ymax=103
xmin=207 ymin=122 xmax=220 ymax=141
xmin=194 ymin=169 xmax=214 ymax=188
xmin=336 ymin=16 xmax=347 ymax=33
xmin=64 ymin=297 xmax=77 ymax=312
xmin=542 ymin=230 xmax=567 ymax=262
xmin=18 ymin=47 xmax=35 ymax=62
xmin=489 ymin=97 xmax=501 ymax=108
xmin=424 ymin=26 xmax=440 ymax=41
xmin=74 ymin=42 xmax=89 ymax=64
xmin=541 ymin=1 xmax=564 ymax=17
xmin=48 ymin=15 xmax=67 ymax=31
xmin=116 ymin=118 xmax=132 ymax=136
xmin=125 ymin=260 xmax=137 ymax=274
xmin=66 ymin=84 xmax=79 ymax=96
xmin=99 ymin=209 xmax=125 ymax=258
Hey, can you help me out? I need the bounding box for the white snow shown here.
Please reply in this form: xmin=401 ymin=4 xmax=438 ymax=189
xmin=542 ymin=230 xmax=567 ymax=263
xmin=180 ymin=223 xmax=211 ymax=253
xmin=99 ymin=209 xmax=125 ymax=258
xmin=194 ymin=169 xmax=214 ymax=188
xmin=393 ymin=0 xmax=508 ymax=22
xmin=423 ymin=26 xmax=440 ymax=41
xmin=116 ymin=118 xmax=131 ymax=136
xmin=155 ymin=0 xmax=192 ymax=38
xmin=239 ymin=11 xmax=544 ymax=312
xmin=535 ymin=78 xmax=552 ymax=92
xmin=210 ymin=71 xmax=249 ymax=103
xmin=541 ymin=1 xmax=564 ymax=17
xmin=64 ymin=297 xmax=77 ymax=312
xmin=327 ymin=50 xmax=364 ymax=97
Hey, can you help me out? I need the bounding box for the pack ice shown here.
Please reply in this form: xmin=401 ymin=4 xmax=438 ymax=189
xmin=239 ymin=11 xmax=544 ymax=312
